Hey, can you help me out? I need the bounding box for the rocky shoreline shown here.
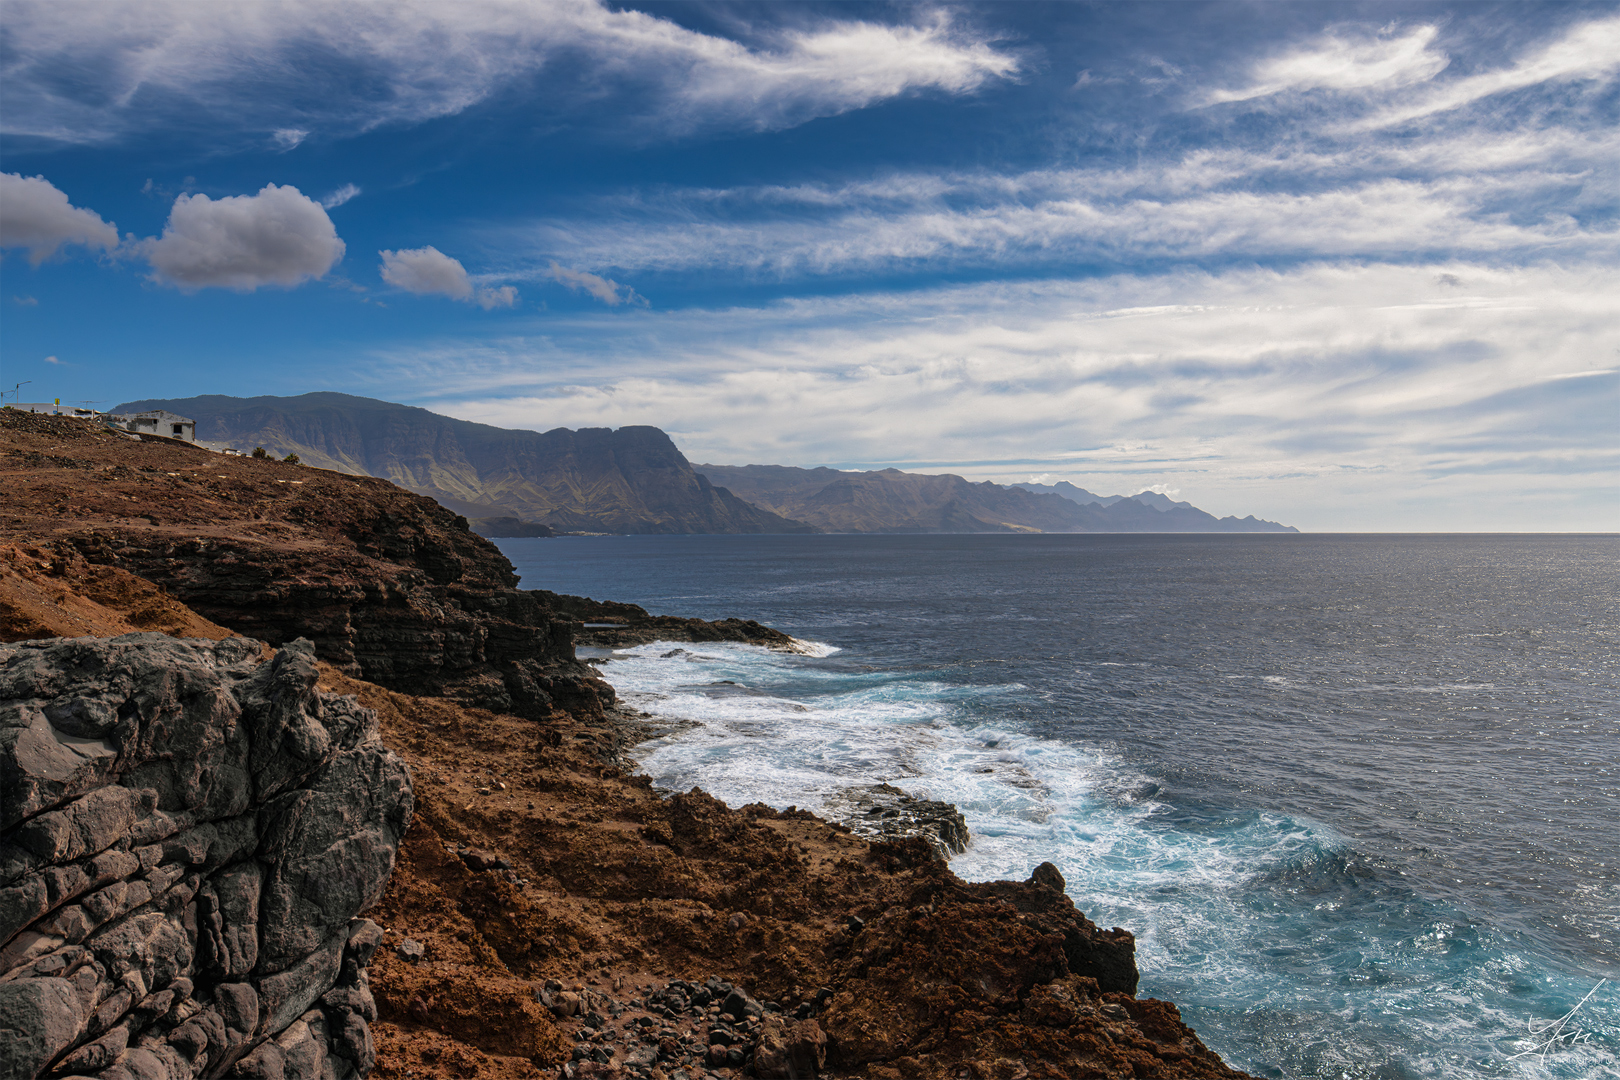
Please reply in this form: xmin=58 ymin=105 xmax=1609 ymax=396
xmin=2 ymin=410 xmax=1250 ymax=1080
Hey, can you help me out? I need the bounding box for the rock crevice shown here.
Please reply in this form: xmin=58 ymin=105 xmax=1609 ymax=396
xmin=0 ymin=634 xmax=412 ymax=1080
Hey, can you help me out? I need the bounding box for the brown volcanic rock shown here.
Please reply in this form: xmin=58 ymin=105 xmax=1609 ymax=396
xmin=325 ymin=664 xmax=1249 ymax=1080
xmin=0 ymin=543 xmax=237 ymax=643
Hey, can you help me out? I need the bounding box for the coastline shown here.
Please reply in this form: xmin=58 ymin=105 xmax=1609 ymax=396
xmin=1 ymin=410 xmax=1250 ymax=1079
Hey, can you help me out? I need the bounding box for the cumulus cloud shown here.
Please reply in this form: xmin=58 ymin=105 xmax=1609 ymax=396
xmin=1 ymin=1 xmax=1017 ymax=144
xmin=0 ymin=172 xmax=119 ymax=263
xmin=381 ymin=246 xmax=471 ymax=298
xmin=1206 ymin=25 xmax=1450 ymax=104
xmin=543 ymin=262 xmax=641 ymax=306
xmin=321 ymin=184 xmax=360 ymax=209
xmin=379 ymin=245 xmax=517 ymax=309
xmin=142 ymin=183 xmax=344 ymax=291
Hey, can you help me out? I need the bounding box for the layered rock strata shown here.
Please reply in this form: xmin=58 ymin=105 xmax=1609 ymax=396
xmin=0 ymin=635 xmax=412 ymax=1080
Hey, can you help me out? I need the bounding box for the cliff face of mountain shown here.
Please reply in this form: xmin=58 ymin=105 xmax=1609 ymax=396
xmin=114 ymin=394 xmax=813 ymax=536
xmin=697 ymin=464 xmax=1299 ymax=533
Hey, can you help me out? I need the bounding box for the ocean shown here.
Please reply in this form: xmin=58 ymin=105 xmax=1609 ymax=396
xmin=495 ymin=533 xmax=1619 ymax=1079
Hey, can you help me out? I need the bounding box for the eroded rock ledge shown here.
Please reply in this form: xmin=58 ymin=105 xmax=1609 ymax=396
xmin=0 ymin=634 xmax=412 ymax=1080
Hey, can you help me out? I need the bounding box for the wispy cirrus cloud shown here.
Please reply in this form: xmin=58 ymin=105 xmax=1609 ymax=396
xmin=1204 ymin=24 xmax=1451 ymax=104
xmin=499 ymin=132 xmax=1619 ymax=281
xmin=0 ymin=1 xmax=1017 ymax=145
xmin=1354 ymin=13 xmax=1620 ymax=129
xmin=459 ymin=12 xmax=1616 ymax=290
xmin=320 ymin=184 xmax=361 ymax=209
xmin=541 ymin=262 xmax=643 ymax=306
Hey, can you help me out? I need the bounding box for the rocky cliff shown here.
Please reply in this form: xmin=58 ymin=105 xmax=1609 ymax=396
xmin=113 ymin=395 xmax=812 ymax=536
xmin=1 ymin=409 xmax=625 ymax=722
xmin=0 ymin=634 xmax=412 ymax=1080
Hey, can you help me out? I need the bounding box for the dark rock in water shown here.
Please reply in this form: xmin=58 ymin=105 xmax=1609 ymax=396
xmin=822 ymin=783 xmax=971 ymax=858
xmin=0 ymin=633 xmax=412 ymax=1080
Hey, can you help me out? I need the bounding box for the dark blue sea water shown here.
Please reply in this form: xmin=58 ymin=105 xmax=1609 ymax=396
xmin=495 ymin=533 xmax=1620 ymax=1079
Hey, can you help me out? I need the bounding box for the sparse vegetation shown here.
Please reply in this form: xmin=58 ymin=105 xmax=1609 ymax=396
xmin=282 ymin=452 xmax=301 ymax=465
xmin=252 ymin=446 xmax=268 ymax=458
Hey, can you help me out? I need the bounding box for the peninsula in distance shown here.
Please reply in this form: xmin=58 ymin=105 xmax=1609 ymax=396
xmin=117 ymin=393 xmax=1298 ymax=537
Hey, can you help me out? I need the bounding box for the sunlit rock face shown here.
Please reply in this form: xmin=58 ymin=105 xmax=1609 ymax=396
xmin=0 ymin=634 xmax=412 ymax=1080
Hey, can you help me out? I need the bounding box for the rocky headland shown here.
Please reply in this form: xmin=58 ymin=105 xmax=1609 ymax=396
xmin=2 ymin=409 xmax=1249 ymax=1080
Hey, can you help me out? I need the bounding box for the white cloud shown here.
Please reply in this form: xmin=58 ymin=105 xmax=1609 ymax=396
xmin=321 ymin=184 xmax=360 ymax=209
xmin=365 ymin=260 xmax=1617 ymax=531
xmin=0 ymin=1 xmax=1017 ymax=144
xmin=543 ymin=262 xmax=641 ymax=306
xmin=142 ymin=183 xmax=344 ymax=291
xmin=475 ymin=285 xmax=518 ymax=310
xmin=272 ymin=128 xmax=308 ymax=150
xmin=0 ymin=172 xmax=119 ymax=263
xmin=381 ymin=246 xmax=474 ymax=299
xmin=43 ymin=355 xmax=62 ymax=364
xmin=502 ymin=136 xmax=1617 ymax=279
xmin=1359 ymin=14 xmax=1620 ymax=128
xmin=379 ymin=245 xmax=517 ymax=309
xmin=1206 ymin=25 xmax=1449 ymax=104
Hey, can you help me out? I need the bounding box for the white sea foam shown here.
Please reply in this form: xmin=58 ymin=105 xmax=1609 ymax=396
xmin=784 ymin=637 xmax=841 ymax=657
xmin=597 ymin=638 xmax=1620 ymax=1080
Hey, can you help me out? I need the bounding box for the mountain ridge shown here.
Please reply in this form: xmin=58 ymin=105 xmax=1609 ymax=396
xmin=696 ymin=462 xmax=1297 ymax=534
xmin=116 ymin=393 xmax=1297 ymax=534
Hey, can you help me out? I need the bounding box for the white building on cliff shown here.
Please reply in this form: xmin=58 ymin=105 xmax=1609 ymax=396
xmin=104 ymin=410 xmax=196 ymax=442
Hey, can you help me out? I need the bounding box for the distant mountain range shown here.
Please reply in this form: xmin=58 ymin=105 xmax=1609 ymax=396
xmin=698 ymin=464 xmax=1296 ymax=534
xmin=1012 ymin=480 xmax=1193 ymax=512
xmin=116 ymin=393 xmax=1297 ymax=535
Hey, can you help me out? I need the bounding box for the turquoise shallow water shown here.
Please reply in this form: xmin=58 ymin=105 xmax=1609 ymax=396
xmin=497 ymin=533 xmax=1620 ymax=1078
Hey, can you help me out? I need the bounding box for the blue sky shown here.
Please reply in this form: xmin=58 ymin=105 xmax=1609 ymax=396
xmin=2 ymin=1 xmax=1616 ymax=530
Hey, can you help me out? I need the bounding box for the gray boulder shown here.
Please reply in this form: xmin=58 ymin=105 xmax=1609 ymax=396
xmin=0 ymin=634 xmax=412 ymax=1080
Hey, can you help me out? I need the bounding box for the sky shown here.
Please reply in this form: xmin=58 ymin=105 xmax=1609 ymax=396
xmin=2 ymin=0 xmax=1616 ymax=531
